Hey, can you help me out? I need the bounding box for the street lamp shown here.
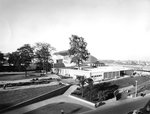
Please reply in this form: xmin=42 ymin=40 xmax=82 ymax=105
xmin=135 ymin=80 xmax=138 ymax=97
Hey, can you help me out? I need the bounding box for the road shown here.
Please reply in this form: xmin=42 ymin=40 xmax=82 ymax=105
xmin=81 ymin=95 xmax=150 ymax=114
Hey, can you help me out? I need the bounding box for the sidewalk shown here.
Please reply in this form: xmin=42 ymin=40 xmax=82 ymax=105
xmin=0 ymin=74 xmax=61 ymax=91
xmin=0 ymin=81 xmax=59 ymax=91
xmin=0 ymin=74 xmax=60 ymax=84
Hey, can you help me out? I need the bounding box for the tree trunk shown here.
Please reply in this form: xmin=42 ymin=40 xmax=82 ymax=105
xmin=82 ymin=85 xmax=84 ymax=97
xmin=89 ymin=90 xmax=92 ymax=101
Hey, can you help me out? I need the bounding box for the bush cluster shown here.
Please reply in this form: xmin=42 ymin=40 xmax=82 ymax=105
xmin=71 ymin=82 xmax=119 ymax=103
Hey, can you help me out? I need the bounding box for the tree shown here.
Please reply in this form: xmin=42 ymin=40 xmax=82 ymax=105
xmin=68 ymin=35 xmax=90 ymax=69
xmin=77 ymin=76 xmax=86 ymax=97
xmin=34 ymin=42 xmax=55 ymax=74
xmin=7 ymin=51 xmax=21 ymax=71
xmin=17 ymin=44 xmax=34 ymax=76
xmin=0 ymin=52 xmax=5 ymax=66
xmin=86 ymin=78 xmax=94 ymax=101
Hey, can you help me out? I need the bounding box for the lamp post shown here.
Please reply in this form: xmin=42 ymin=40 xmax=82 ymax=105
xmin=135 ymin=80 xmax=138 ymax=97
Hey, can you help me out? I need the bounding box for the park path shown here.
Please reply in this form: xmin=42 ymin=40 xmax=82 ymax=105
xmin=0 ymin=74 xmax=62 ymax=91
xmin=0 ymin=74 xmax=60 ymax=84
xmin=2 ymin=85 xmax=95 ymax=114
xmin=0 ymin=81 xmax=59 ymax=91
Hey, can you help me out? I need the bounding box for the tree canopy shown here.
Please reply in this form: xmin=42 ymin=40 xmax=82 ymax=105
xmin=7 ymin=51 xmax=20 ymax=67
xmin=0 ymin=52 xmax=5 ymax=66
xmin=68 ymin=35 xmax=90 ymax=68
xmin=34 ymin=42 xmax=55 ymax=73
xmin=17 ymin=44 xmax=34 ymax=73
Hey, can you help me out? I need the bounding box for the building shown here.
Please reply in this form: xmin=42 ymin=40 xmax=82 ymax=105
xmin=52 ymin=50 xmax=134 ymax=81
xmin=55 ymin=66 xmax=133 ymax=81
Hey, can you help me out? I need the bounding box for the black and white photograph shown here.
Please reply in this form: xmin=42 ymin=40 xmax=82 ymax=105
xmin=0 ymin=0 xmax=150 ymax=114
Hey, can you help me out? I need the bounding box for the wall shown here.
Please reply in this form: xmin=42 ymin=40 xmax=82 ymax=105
xmin=59 ymin=68 xmax=91 ymax=79
xmin=124 ymin=70 xmax=134 ymax=75
xmin=104 ymin=71 xmax=120 ymax=80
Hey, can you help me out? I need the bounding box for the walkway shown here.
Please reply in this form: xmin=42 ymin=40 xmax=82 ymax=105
xmin=0 ymin=81 xmax=59 ymax=91
xmin=0 ymin=74 xmax=60 ymax=84
xmin=0 ymin=74 xmax=61 ymax=91
xmin=2 ymin=85 xmax=94 ymax=114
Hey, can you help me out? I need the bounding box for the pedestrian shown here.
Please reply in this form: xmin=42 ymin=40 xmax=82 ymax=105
xmin=132 ymin=110 xmax=137 ymax=114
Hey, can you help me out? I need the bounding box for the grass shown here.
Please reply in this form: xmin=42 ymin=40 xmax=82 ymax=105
xmin=0 ymin=84 xmax=63 ymax=110
xmin=25 ymin=102 xmax=91 ymax=114
xmin=110 ymin=75 xmax=150 ymax=88
xmin=0 ymin=72 xmax=47 ymax=81
xmin=71 ymin=75 xmax=150 ymax=103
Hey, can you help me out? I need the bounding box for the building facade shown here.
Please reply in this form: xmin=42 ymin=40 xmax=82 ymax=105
xmin=54 ymin=66 xmax=133 ymax=82
xmin=52 ymin=50 xmax=134 ymax=81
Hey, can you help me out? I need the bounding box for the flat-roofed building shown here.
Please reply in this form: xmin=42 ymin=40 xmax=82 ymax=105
xmin=54 ymin=66 xmax=133 ymax=81
xmin=52 ymin=50 xmax=134 ymax=81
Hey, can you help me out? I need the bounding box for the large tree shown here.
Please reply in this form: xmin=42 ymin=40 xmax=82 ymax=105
xmin=34 ymin=42 xmax=55 ymax=73
xmin=68 ymin=35 xmax=90 ymax=69
xmin=7 ymin=51 xmax=21 ymax=71
xmin=17 ymin=44 xmax=34 ymax=76
xmin=0 ymin=52 xmax=5 ymax=66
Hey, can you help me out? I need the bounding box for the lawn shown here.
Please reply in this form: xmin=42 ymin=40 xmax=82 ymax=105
xmin=0 ymin=72 xmax=47 ymax=81
xmin=110 ymin=75 xmax=150 ymax=88
xmin=0 ymin=85 xmax=63 ymax=110
xmin=25 ymin=102 xmax=91 ymax=114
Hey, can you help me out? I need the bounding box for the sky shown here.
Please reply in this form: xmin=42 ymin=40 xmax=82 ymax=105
xmin=0 ymin=0 xmax=150 ymax=60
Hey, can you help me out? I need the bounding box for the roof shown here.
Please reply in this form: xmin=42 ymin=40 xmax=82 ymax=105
xmin=84 ymin=55 xmax=98 ymax=64
xmin=53 ymin=50 xmax=69 ymax=56
xmin=54 ymin=50 xmax=98 ymax=64
xmin=93 ymin=61 xmax=105 ymax=65
xmin=53 ymin=63 xmax=65 ymax=68
xmin=86 ymin=66 xmax=133 ymax=72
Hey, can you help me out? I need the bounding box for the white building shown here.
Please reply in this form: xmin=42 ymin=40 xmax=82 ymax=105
xmin=52 ymin=50 xmax=134 ymax=81
xmin=56 ymin=66 xmax=133 ymax=81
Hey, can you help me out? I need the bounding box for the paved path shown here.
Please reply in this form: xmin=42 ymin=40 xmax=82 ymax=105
xmin=0 ymin=74 xmax=60 ymax=84
xmin=0 ymin=74 xmax=61 ymax=91
xmin=0 ymin=81 xmax=59 ymax=91
xmin=2 ymin=85 xmax=94 ymax=114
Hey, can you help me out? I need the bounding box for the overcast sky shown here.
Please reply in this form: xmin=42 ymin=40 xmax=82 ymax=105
xmin=0 ymin=0 xmax=150 ymax=60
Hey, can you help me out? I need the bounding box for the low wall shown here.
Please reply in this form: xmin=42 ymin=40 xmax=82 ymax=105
xmin=69 ymin=95 xmax=95 ymax=107
xmin=0 ymin=85 xmax=71 ymax=113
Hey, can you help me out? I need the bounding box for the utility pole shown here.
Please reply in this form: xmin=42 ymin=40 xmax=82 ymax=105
xmin=135 ymin=80 xmax=138 ymax=97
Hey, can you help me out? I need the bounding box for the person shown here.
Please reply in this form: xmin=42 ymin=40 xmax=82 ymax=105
xmin=132 ymin=110 xmax=138 ymax=114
